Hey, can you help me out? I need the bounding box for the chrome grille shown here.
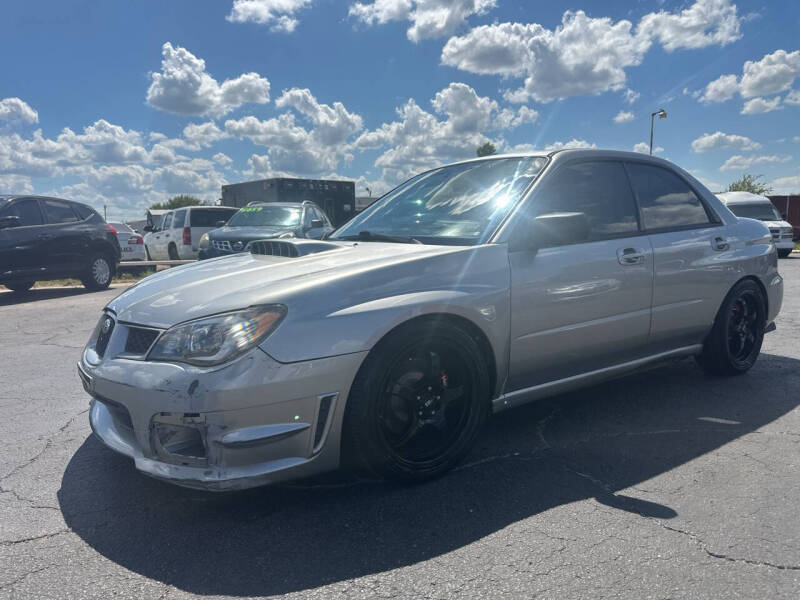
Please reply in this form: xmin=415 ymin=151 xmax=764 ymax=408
xmin=249 ymin=240 xmax=299 ymax=257
xmin=212 ymin=240 xmax=233 ymax=252
xmin=124 ymin=326 xmax=160 ymax=355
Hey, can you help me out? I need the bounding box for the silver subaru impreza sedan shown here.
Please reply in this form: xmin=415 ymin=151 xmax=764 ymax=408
xmin=78 ymin=149 xmax=783 ymax=490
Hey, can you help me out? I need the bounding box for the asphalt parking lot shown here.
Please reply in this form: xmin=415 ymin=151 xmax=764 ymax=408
xmin=1 ymin=260 xmax=799 ymax=600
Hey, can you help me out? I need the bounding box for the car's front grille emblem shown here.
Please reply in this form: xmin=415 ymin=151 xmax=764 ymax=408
xmin=95 ymin=316 xmax=115 ymax=358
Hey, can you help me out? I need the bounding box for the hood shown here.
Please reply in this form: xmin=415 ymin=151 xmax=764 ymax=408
xmin=108 ymin=241 xmax=467 ymax=328
xmin=208 ymin=225 xmax=296 ymax=241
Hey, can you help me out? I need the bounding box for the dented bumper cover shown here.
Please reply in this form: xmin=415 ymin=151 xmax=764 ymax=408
xmin=78 ymin=346 xmax=367 ymax=491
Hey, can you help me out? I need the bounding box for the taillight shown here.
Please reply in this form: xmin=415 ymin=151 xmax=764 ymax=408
xmin=183 ymin=226 xmax=191 ymax=245
xmin=108 ymin=224 xmax=118 ymax=235
xmin=128 ymin=236 xmax=143 ymax=245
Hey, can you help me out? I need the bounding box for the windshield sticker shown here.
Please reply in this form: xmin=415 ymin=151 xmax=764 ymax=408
xmin=239 ymin=206 xmax=263 ymax=213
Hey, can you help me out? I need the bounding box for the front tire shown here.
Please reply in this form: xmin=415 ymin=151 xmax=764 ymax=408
xmin=777 ymin=248 xmax=792 ymax=258
xmin=81 ymin=255 xmax=114 ymax=291
xmin=5 ymin=280 xmax=34 ymax=293
xmin=696 ymin=279 xmax=766 ymax=376
xmin=343 ymin=319 xmax=490 ymax=482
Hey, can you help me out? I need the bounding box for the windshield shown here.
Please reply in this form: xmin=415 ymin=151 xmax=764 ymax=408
xmin=227 ymin=205 xmax=301 ymax=227
xmin=727 ymin=202 xmax=782 ymax=221
xmin=334 ymin=156 xmax=548 ymax=245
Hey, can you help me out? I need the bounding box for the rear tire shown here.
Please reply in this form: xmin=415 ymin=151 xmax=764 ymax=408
xmin=343 ymin=319 xmax=490 ymax=482
xmin=696 ymin=279 xmax=766 ymax=376
xmin=777 ymin=248 xmax=792 ymax=258
xmin=5 ymin=280 xmax=34 ymax=293
xmin=81 ymin=255 xmax=114 ymax=291
xmin=168 ymin=244 xmax=179 ymax=260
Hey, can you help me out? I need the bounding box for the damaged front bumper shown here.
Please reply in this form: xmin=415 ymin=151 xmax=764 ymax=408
xmin=78 ymin=347 xmax=367 ymax=491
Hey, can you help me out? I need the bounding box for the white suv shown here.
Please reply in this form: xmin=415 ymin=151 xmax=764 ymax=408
xmin=717 ymin=191 xmax=795 ymax=258
xmin=143 ymin=206 xmax=237 ymax=260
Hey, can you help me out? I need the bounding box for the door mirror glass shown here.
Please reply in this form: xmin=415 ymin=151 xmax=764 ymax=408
xmin=527 ymin=212 xmax=589 ymax=250
xmin=143 ymin=224 xmax=154 ymax=233
xmin=216 ymin=220 xmax=227 ymax=228
xmin=0 ymin=215 xmax=21 ymax=230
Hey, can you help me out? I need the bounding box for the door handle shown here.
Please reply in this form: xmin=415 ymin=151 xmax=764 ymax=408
xmin=617 ymin=247 xmax=645 ymax=265
xmin=712 ymin=236 xmax=729 ymax=251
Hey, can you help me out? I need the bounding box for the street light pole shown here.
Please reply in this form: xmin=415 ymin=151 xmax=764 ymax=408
xmin=650 ymin=109 xmax=667 ymax=155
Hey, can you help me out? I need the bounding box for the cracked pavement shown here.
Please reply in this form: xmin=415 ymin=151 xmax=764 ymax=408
xmin=1 ymin=261 xmax=800 ymax=599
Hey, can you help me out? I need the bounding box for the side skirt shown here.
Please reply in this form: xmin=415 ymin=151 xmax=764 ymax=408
xmin=492 ymin=344 xmax=703 ymax=413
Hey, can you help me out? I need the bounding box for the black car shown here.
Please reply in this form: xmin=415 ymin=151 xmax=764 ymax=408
xmin=0 ymin=195 xmax=121 ymax=293
xmin=198 ymin=201 xmax=335 ymax=260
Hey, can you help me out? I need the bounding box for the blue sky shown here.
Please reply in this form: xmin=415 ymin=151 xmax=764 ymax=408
xmin=1 ymin=0 xmax=799 ymax=219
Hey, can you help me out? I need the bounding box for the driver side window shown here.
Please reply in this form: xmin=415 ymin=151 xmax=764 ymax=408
xmin=532 ymin=161 xmax=640 ymax=241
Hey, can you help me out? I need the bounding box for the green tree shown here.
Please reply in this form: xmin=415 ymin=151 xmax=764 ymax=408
xmin=149 ymin=195 xmax=207 ymax=210
xmin=476 ymin=142 xmax=497 ymax=157
xmin=725 ymin=174 xmax=773 ymax=195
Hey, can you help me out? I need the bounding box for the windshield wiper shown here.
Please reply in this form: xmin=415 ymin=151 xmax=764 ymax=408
xmin=336 ymin=230 xmax=422 ymax=244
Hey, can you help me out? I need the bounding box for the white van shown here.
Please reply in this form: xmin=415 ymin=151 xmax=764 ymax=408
xmin=143 ymin=206 xmax=238 ymax=260
xmin=717 ymin=191 xmax=794 ymax=258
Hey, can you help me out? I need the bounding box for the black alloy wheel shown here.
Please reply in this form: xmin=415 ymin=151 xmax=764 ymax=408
xmin=727 ymin=289 xmax=762 ymax=369
xmin=344 ymin=320 xmax=490 ymax=482
xmin=377 ymin=345 xmax=472 ymax=466
xmin=697 ymin=279 xmax=765 ymax=376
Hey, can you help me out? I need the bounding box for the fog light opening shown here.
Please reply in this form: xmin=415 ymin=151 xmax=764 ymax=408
xmin=151 ymin=414 xmax=208 ymax=466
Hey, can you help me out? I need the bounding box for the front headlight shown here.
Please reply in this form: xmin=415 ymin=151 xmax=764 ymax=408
xmin=198 ymin=232 xmax=211 ymax=250
xmin=148 ymin=305 xmax=286 ymax=366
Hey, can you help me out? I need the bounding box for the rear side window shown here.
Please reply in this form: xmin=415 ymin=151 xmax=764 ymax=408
xmin=533 ymin=161 xmax=639 ymax=239
xmin=3 ymin=199 xmax=44 ymax=226
xmin=172 ymin=209 xmax=186 ymax=228
xmin=73 ymin=204 xmax=97 ymax=220
xmin=42 ymin=199 xmax=79 ymax=224
xmin=162 ymin=213 xmax=173 ymax=230
xmin=626 ymin=163 xmax=711 ymax=230
xmin=190 ymin=208 xmax=235 ymax=227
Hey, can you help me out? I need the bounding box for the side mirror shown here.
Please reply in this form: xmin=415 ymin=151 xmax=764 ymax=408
xmin=514 ymin=212 xmax=589 ymax=252
xmin=309 ymin=218 xmax=324 ymax=229
xmin=782 ymin=213 xmax=788 ymax=220
xmin=0 ymin=215 xmax=20 ymax=230
xmin=143 ymin=224 xmax=153 ymax=233
xmin=216 ymin=220 xmax=227 ymax=228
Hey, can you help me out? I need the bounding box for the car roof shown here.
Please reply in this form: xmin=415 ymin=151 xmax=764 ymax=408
xmin=244 ymin=202 xmax=311 ymax=208
xmin=180 ymin=205 xmax=237 ymax=210
xmin=716 ymin=191 xmax=772 ymax=205
xmin=440 ymin=148 xmax=682 ymax=170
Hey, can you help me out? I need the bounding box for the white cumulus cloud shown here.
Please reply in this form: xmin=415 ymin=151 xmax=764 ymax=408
xmin=633 ymin=142 xmax=663 ymax=154
xmin=0 ymin=98 xmax=39 ymax=124
xmin=699 ymin=74 xmax=739 ymax=103
xmin=227 ymin=0 xmax=312 ymax=32
xmin=740 ymin=96 xmax=783 ymax=114
xmin=349 ymin=0 xmax=496 ymax=42
xmin=691 ymin=131 xmax=761 ymax=153
xmin=146 ymin=43 xmax=271 ymax=118
xmin=441 ymin=0 xmax=743 ymax=104
xmin=614 ymin=111 xmax=634 ymax=124
xmin=720 ymin=154 xmax=792 ymax=171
